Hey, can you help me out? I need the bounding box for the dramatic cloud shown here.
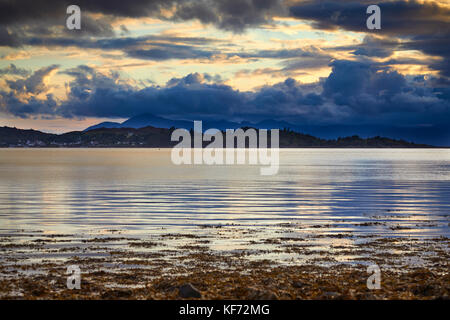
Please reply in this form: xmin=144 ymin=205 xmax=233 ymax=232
xmin=0 ymin=1 xmax=116 ymax=46
xmin=2 ymin=0 xmax=447 ymax=75
xmin=289 ymin=0 xmax=449 ymax=36
xmin=0 ymin=65 xmax=60 ymax=117
xmin=1 ymin=61 xmax=448 ymax=139
xmin=0 ymin=0 xmax=285 ymax=39
xmin=5 ymin=65 xmax=59 ymax=95
xmin=14 ymin=33 xmax=333 ymax=66
xmin=171 ymin=0 xmax=286 ymax=32
xmin=289 ymin=1 xmax=450 ymax=77
xmin=57 ymin=67 xmax=242 ymax=119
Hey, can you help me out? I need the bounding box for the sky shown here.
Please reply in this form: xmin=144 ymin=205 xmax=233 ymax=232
xmin=0 ymin=0 xmax=449 ymax=145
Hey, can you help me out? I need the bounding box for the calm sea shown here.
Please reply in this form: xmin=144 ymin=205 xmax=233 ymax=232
xmin=0 ymin=148 xmax=449 ymax=238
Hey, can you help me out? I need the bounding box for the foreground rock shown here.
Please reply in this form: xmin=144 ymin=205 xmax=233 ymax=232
xmin=179 ymin=283 xmax=202 ymax=298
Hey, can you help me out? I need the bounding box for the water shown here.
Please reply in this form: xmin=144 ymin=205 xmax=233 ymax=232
xmin=0 ymin=148 xmax=449 ymax=238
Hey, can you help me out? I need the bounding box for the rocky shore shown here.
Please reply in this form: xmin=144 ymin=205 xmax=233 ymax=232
xmin=0 ymin=223 xmax=448 ymax=300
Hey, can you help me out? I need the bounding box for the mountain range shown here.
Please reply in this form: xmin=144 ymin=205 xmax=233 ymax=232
xmin=84 ymin=114 xmax=295 ymax=132
xmin=84 ymin=114 xmax=449 ymax=146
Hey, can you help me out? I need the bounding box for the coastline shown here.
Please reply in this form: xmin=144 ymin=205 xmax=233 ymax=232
xmin=0 ymin=148 xmax=448 ymax=300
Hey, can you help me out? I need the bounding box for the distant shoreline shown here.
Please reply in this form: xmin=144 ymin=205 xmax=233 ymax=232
xmin=0 ymin=146 xmax=445 ymax=149
xmin=0 ymin=125 xmax=441 ymax=148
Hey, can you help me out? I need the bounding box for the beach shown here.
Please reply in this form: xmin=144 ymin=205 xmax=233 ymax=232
xmin=0 ymin=224 xmax=448 ymax=299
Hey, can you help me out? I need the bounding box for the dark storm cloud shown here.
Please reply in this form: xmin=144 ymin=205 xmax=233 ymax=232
xmin=0 ymin=92 xmax=58 ymax=118
xmin=9 ymin=0 xmax=447 ymax=40
xmin=289 ymin=0 xmax=450 ymax=36
xmin=172 ymin=0 xmax=286 ymax=32
xmin=56 ymin=68 xmax=242 ymax=118
xmin=2 ymin=61 xmax=448 ymax=131
xmin=2 ymin=0 xmax=447 ymax=78
xmin=0 ymin=0 xmax=116 ymax=44
xmin=289 ymin=1 xmax=450 ymax=77
xmin=2 ymin=0 xmax=446 ymax=79
xmin=0 ymin=0 xmax=167 ymax=28
xmin=0 ymin=0 xmax=285 ymax=38
xmin=401 ymin=35 xmax=450 ymax=77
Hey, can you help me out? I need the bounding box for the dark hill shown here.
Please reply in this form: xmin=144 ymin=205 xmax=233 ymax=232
xmin=0 ymin=126 xmax=434 ymax=148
